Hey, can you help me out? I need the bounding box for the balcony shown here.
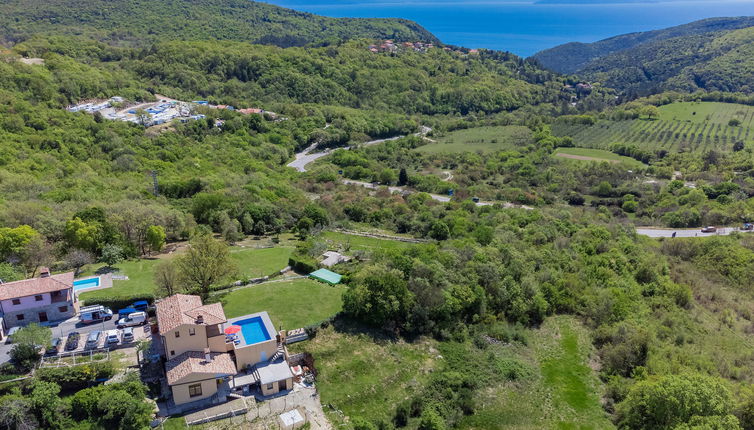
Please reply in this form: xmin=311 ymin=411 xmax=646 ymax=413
xmin=50 ymin=290 xmax=70 ymax=303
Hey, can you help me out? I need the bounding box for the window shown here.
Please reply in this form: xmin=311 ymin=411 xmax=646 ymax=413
xmin=11 ymin=299 xmax=20 ymax=305
xmin=58 ymin=306 xmax=68 ymax=313
xmin=188 ymin=383 xmax=202 ymax=398
xmin=170 ymin=350 xmax=175 ymax=356
xmin=16 ymin=314 xmax=24 ymax=321
xmin=174 ymin=331 xmax=180 ymax=338
xmin=189 ymin=327 xmax=196 ymax=336
xmin=34 ymin=295 xmax=43 ymax=302
xmin=266 ymin=383 xmax=273 ymax=390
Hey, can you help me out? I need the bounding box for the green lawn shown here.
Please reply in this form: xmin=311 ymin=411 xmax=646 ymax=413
xmin=416 ymin=125 xmax=532 ymax=154
xmin=79 ymin=246 xmax=294 ymax=302
xmin=554 ymin=147 xmax=647 ymax=168
xmin=230 ymin=246 xmax=293 ymax=279
xmin=320 ymin=231 xmax=415 ymax=252
xmin=220 ymin=278 xmax=344 ymax=329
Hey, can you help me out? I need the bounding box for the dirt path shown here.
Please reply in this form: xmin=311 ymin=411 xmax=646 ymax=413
xmin=555 ymin=153 xmax=619 ymax=163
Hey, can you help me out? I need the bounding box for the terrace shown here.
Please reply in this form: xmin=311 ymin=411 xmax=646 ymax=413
xmin=225 ymin=311 xmax=276 ymax=348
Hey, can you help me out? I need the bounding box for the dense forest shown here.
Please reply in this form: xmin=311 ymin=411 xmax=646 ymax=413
xmin=0 ymin=0 xmax=437 ymax=47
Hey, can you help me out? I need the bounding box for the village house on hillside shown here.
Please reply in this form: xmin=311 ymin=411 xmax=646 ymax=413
xmin=155 ymin=294 xmax=295 ymax=409
xmin=0 ymin=268 xmax=78 ymax=339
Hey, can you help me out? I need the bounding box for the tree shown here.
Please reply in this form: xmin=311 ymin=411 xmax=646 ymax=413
xmin=19 ymin=235 xmax=53 ymax=278
xmin=641 ymin=105 xmax=660 ymax=120
xmin=154 ymin=260 xmax=180 ymax=298
xmin=100 ymin=244 xmax=124 ymax=267
xmin=296 ymin=217 xmax=314 ymax=239
xmin=28 ymin=380 xmax=62 ymax=429
xmin=64 ymin=218 xmax=100 ymax=254
xmin=10 ymin=324 xmax=52 ymax=370
xmin=175 ymin=233 xmax=236 ymax=300
xmin=378 ymin=168 xmax=397 ymax=185
xmin=0 ymin=263 xmax=23 ymax=283
xmin=616 ymin=373 xmax=734 ymax=429
xmin=343 ymin=265 xmax=414 ymax=331
xmin=398 ymin=168 xmax=409 ymax=186
xmin=145 ymin=225 xmax=166 ymax=255
xmin=0 ymin=395 xmax=37 ymax=430
xmin=64 ymin=249 xmax=94 ymax=276
xmin=429 ymin=221 xmax=450 ymax=241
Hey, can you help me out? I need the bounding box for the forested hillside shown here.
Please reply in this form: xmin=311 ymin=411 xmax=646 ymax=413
xmin=0 ymin=0 xmax=438 ymax=47
xmin=532 ymin=16 xmax=754 ymax=74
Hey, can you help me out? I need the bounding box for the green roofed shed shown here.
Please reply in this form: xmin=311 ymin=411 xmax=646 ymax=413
xmin=309 ymin=268 xmax=342 ymax=285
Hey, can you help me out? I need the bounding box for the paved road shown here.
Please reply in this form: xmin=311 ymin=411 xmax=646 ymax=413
xmin=636 ymin=227 xmax=743 ymax=238
xmin=287 ymin=136 xmax=404 ymax=173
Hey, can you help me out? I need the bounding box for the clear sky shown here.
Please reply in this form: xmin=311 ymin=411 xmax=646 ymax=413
xmin=261 ymin=0 xmax=754 ymax=56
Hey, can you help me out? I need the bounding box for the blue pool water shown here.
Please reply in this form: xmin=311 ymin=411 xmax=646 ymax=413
xmin=73 ymin=277 xmax=100 ymax=291
xmin=236 ymin=317 xmax=272 ymax=345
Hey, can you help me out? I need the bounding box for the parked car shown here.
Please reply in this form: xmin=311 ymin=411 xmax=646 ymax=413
xmin=85 ymin=331 xmax=101 ymax=349
xmin=116 ymin=311 xmax=147 ymax=328
xmin=65 ymin=332 xmax=81 ymax=350
xmin=105 ymin=330 xmax=120 ymax=346
xmin=121 ymin=327 xmax=134 ymax=343
xmin=743 ymin=223 xmax=753 ymax=231
xmin=701 ymin=226 xmax=717 ymax=233
xmin=5 ymin=326 xmax=21 ymax=344
xmin=132 ymin=301 xmax=149 ymax=312
xmin=79 ymin=305 xmax=113 ymax=324
xmin=46 ymin=337 xmax=62 ymax=355
xmin=117 ymin=307 xmax=137 ymax=319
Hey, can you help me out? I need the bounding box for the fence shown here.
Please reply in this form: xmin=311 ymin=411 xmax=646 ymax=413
xmin=39 ymin=347 xmax=110 ymax=367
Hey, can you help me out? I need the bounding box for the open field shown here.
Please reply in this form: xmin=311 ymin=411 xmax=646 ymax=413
xmin=554 ymin=147 xmax=646 ymax=168
xmin=289 ymin=324 xmax=437 ymax=425
xmin=416 ymin=125 xmax=532 ymax=154
xmin=221 ymin=278 xmax=344 ymax=329
xmin=320 ymin=231 xmax=416 ymax=252
xmin=79 ymin=245 xmax=295 ymax=301
xmin=553 ymin=102 xmax=754 ymax=153
xmin=459 ymin=316 xmax=612 ymax=429
xmin=230 ymin=246 xmax=293 ymax=279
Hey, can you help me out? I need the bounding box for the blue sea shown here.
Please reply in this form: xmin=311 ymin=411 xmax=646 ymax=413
xmin=260 ymin=0 xmax=754 ymax=56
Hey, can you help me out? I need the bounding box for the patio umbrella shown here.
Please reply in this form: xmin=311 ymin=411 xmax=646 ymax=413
xmin=225 ymin=325 xmax=241 ymax=335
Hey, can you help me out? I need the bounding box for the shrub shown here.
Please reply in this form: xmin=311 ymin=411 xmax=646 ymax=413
xmin=288 ymin=254 xmax=318 ymax=274
xmin=80 ymin=295 xmax=154 ymax=311
xmin=35 ymin=361 xmax=115 ymax=392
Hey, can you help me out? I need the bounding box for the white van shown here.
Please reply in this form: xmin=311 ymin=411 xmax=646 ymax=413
xmin=116 ymin=311 xmax=147 ymax=328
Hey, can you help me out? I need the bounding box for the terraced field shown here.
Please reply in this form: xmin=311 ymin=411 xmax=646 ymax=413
xmin=553 ymin=102 xmax=754 ymax=153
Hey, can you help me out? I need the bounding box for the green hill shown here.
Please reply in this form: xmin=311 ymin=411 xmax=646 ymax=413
xmin=531 ymin=17 xmax=754 ymax=75
xmin=0 ymin=0 xmax=439 ymax=47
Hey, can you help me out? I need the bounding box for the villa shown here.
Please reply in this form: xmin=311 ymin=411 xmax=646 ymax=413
xmin=155 ymin=294 xmax=294 ymax=407
xmin=0 ymin=268 xmax=78 ymax=339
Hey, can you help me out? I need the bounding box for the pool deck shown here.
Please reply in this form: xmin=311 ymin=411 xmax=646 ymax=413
xmin=73 ymin=273 xmax=113 ymax=293
xmin=226 ymin=311 xmax=277 ymax=347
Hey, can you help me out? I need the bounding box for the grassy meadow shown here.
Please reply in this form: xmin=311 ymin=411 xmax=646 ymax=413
xmin=320 ymin=231 xmax=416 ymax=252
xmin=554 ymin=147 xmax=647 ymax=168
xmin=553 ymin=101 xmax=754 ymax=153
xmin=416 ymin=125 xmax=532 ymax=154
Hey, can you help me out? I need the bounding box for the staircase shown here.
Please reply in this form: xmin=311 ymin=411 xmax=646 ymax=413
xmin=269 ymin=343 xmax=285 ymax=362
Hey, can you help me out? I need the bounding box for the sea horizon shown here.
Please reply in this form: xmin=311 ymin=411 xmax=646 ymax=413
xmin=260 ymin=0 xmax=754 ymax=56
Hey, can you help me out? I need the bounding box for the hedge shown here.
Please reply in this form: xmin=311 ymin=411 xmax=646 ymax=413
xmin=288 ymin=255 xmax=318 ymax=274
xmin=81 ymin=294 xmax=154 ymax=312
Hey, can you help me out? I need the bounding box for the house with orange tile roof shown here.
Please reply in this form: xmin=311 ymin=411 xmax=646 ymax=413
xmin=155 ymin=294 xmax=294 ymax=407
xmin=0 ymin=268 xmax=78 ymax=339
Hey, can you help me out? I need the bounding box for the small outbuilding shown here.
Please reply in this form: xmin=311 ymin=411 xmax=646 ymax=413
xmin=308 ymin=269 xmax=342 ymax=285
xmin=278 ymin=409 xmax=306 ymax=430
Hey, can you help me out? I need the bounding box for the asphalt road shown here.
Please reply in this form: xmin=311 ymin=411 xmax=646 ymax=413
xmin=286 ymin=136 xmax=404 ymax=173
xmin=636 ymin=227 xmax=742 ymax=238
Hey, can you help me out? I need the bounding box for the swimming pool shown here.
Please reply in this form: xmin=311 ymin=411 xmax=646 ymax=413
xmin=235 ymin=316 xmax=272 ymax=345
xmin=73 ymin=277 xmax=100 ymax=291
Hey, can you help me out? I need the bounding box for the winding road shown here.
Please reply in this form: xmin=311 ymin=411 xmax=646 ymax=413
xmin=287 ymin=136 xmax=404 ymax=172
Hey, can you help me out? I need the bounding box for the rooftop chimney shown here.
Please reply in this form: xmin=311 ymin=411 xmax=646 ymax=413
xmin=204 ymin=347 xmax=211 ymax=363
xmin=195 ymin=314 xmax=203 ymax=324
xmin=39 ymin=267 xmax=50 ymax=278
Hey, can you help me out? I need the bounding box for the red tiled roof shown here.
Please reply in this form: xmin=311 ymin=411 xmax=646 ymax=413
xmin=165 ymin=351 xmax=236 ymax=385
xmin=155 ymin=294 xmax=227 ymax=335
xmin=0 ymin=272 xmax=74 ymax=301
xmin=237 ymin=108 xmax=263 ymax=115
